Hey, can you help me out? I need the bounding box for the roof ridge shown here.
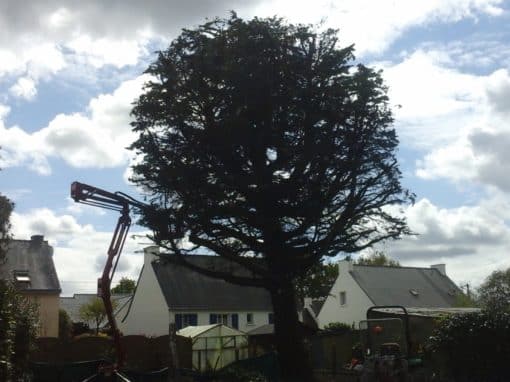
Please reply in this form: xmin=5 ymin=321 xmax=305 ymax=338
xmin=354 ymin=264 xmax=438 ymax=271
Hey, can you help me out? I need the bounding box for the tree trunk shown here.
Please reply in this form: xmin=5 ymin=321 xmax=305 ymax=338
xmin=270 ymin=280 xmax=314 ymax=382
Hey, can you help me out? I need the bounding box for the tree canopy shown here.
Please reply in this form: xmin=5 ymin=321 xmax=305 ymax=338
xmin=111 ymin=277 xmax=136 ymax=294
xmin=129 ymin=14 xmax=413 ymax=381
xmin=79 ymin=297 xmax=117 ymax=335
xmin=295 ymin=261 xmax=338 ymax=300
xmin=0 ymin=194 xmax=13 ymax=263
xmin=355 ymin=251 xmax=400 ymax=266
xmin=478 ymin=267 xmax=510 ymax=313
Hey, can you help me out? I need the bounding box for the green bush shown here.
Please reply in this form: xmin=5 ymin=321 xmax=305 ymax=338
xmin=428 ymin=310 xmax=510 ymax=381
xmin=59 ymin=309 xmax=73 ymax=341
xmin=323 ymin=322 xmax=353 ymax=333
xmin=0 ymin=280 xmax=39 ymax=382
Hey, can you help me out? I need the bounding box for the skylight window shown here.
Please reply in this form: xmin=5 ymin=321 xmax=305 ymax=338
xmin=409 ymin=289 xmax=419 ymax=297
xmin=14 ymin=270 xmax=30 ymax=283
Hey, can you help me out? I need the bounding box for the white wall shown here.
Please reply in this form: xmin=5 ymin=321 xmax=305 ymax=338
xmin=170 ymin=310 xmax=272 ymax=333
xmin=317 ymin=260 xmax=373 ymax=329
xmin=119 ymin=246 xmax=169 ymax=336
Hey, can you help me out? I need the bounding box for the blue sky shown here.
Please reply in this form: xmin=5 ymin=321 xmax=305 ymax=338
xmin=1 ymin=0 xmax=509 ymax=295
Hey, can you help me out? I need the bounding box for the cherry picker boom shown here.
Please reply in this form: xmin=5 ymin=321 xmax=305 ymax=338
xmin=70 ymin=181 xmax=146 ymax=370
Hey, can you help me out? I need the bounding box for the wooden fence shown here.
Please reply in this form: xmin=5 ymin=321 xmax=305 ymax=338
xmin=31 ymin=335 xmax=192 ymax=371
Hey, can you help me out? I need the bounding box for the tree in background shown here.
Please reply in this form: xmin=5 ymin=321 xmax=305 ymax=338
xmin=0 ymin=187 xmax=39 ymax=381
xmin=79 ymin=297 xmax=117 ymax=335
xmin=295 ymin=261 xmax=338 ymax=300
xmin=355 ymin=251 xmax=400 ymax=266
xmin=0 ymin=195 xmax=13 ymax=263
xmin=59 ymin=309 xmax=73 ymax=341
xmin=477 ymin=267 xmax=510 ymax=313
xmin=111 ymin=277 xmax=136 ymax=294
xmin=129 ymin=15 xmax=413 ymax=381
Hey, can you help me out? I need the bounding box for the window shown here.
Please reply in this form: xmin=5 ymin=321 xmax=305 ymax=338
xmin=246 ymin=313 xmax=254 ymax=325
xmin=175 ymin=313 xmax=197 ymax=330
xmin=14 ymin=270 xmax=30 ymax=288
xmin=209 ymin=313 xmax=239 ymax=329
xmin=268 ymin=313 xmax=274 ymax=324
xmin=339 ymin=291 xmax=347 ymax=306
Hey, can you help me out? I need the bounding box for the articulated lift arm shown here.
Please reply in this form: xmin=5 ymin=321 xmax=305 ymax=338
xmin=71 ymin=181 xmax=145 ymax=369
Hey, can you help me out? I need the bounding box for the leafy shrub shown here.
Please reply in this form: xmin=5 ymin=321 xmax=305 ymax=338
xmin=72 ymin=321 xmax=91 ymax=337
xmin=0 ymin=280 xmax=39 ymax=382
xmin=323 ymin=322 xmax=353 ymax=333
xmin=428 ymin=310 xmax=510 ymax=381
xmin=58 ymin=309 xmax=73 ymax=341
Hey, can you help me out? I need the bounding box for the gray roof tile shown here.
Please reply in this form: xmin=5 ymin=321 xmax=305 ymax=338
xmin=152 ymin=255 xmax=273 ymax=311
xmin=350 ymin=265 xmax=461 ymax=307
xmin=0 ymin=236 xmax=60 ymax=292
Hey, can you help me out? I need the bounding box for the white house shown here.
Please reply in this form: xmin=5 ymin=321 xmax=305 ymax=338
xmin=315 ymin=260 xmax=463 ymax=329
xmin=120 ymin=247 xmax=274 ymax=336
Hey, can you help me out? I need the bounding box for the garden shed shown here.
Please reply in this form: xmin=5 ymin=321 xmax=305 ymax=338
xmin=178 ymin=324 xmax=249 ymax=372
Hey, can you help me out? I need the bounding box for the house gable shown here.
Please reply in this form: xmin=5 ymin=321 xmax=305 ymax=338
xmin=0 ymin=235 xmax=60 ymax=293
xmin=317 ymin=260 xmax=373 ymax=328
xmin=317 ymin=260 xmax=463 ymax=329
xmin=119 ymin=247 xmax=169 ymax=336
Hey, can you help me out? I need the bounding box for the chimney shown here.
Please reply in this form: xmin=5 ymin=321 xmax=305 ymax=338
xmin=144 ymin=246 xmax=160 ymax=264
xmin=30 ymin=235 xmax=44 ymax=247
xmin=431 ymin=263 xmax=446 ymax=276
xmin=338 ymin=259 xmax=354 ymax=274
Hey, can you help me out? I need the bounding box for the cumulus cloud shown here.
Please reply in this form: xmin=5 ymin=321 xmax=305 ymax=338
xmin=378 ymin=48 xmax=486 ymax=148
xmin=254 ymin=0 xmax=504 ymax=56
xmin=9 ymin=77 xmax=37 ymax=100
xmin=0 ymin=0 xmax=504 ymax=102
xmin=380 ymin=198 xmax=510 ymax=286
xmin=0 ymin=74 xmax=152 ymax=173
xmin=414 ymin=68 xmax=510 ymax=193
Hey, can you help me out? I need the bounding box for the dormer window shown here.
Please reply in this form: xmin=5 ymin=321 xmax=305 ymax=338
xmin=14 ymin=270 xmax=31 ymax=285
xmin=409 ymin=289 xmax=419 ymax=297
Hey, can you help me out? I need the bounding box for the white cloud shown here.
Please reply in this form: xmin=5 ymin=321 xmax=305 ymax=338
xmin=253 ymin=0 xmax=504 ymax=56
xmin=414 ymin=68 xmax=510 ymax=192
xmin=382 ymin=197 xmax=510 ymax=286
xmin=0 ymin=74 xmax=152 ymax=174
xmin=9 ymin=77 xmax=37 ymax=100
xmin=378 ymin=49 xmax=486 ymax=148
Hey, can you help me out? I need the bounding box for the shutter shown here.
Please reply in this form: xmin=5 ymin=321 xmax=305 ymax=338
xmin=175 ymin=314 xmax=183 ymax=330
xmin=231 ymin=313 xmax=239 ymax=329
xmin=190 ymin=314 xmax=198 ymax=326
xmin=210 ymin=313 xmax=217 ymax=324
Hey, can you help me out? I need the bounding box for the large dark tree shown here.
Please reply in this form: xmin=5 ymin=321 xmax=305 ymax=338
xmin=130 ymin=15 xmax=413 ymax=381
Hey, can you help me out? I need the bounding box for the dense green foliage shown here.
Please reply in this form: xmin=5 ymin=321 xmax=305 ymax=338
xmin=129 ymin=14 xmax=412 ymax=381
xmin=295 ymin=261 xmax=338 ymax=300
xmin=477 ymin=267 xmax=510 ymax=313
xmin=58 ymin=309 xmax=73 ymax=341
xmin=79 ymin=297 xmax=117 ymax=335
xmin=0 ymin=281 xmax=39 ymax=382
xmin=428 ymin=310 xmax=510 ymax=380
xmin=0 ymin=194 xmax=13 ymax=263
xmin=111 ymin=277 xmax=136 ymax=294
xmin=323 ymin=322 xmax=353 ymax=333
xmin=355 ymin=251 xmax=400 ymax=266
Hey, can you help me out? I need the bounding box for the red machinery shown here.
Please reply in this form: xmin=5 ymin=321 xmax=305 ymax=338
xmin=71 ymin=181 xmax=146 ymax=370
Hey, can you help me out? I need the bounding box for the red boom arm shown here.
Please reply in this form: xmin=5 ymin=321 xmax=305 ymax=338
xmin=71 ymin=181 xmax=144 ymax=369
